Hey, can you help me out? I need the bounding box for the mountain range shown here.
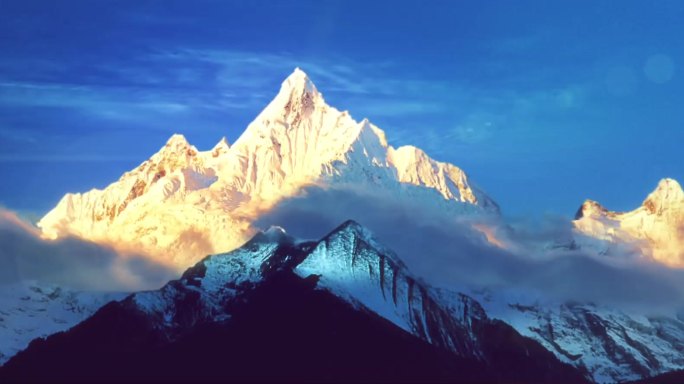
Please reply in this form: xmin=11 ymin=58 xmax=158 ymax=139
xmin=2 ymin=69 xmax=683 ymax=383
xmin=0 ymin=221 xmax=587 ymax=383
xmin=37 ymin=68 xmax=497 ymax=269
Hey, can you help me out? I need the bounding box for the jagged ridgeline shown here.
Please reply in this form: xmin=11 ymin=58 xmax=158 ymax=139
xmin=38 ymin=68 xmax=498 ymax=269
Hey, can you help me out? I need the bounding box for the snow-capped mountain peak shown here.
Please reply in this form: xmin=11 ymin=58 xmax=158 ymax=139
xmin=244 ymin=68 xmax=323 ymax=133
xmin=151 ymin=133 xmax=201 ymax=164
xmin=282 ymin=67 xmax=318 ymax=96
xmin=210 ymin=136 xmax=230 ymax=157
xmin=574 ymin=199 xmax=611 ymax=220
xmin=38 ymin=68 xmax=498 ymax=268
xmin=250 ymin=225 xmax=292 ymax=245
xmin=165 ymin=133 xmax=191 ymax=147
xmin=573 ymin=178 xmax=684 ymax=266
xmin=642 ymin=178 xmax=684 ymax=216
xmin=120 ymin=220 xmax=586 ymax=379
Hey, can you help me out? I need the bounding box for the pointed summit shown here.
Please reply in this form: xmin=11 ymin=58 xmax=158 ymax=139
xmin=330 ymin=219 xmax=366 ymax=236
xmin=156 ymin=134 xmax=192 ymax=156
xmin=211 ymin=137 xmax=230 ymax=157
xmin=232 ymin=68 xmax=332 ymax=148
xmin=652 ymin=178 xmax=683 ymax=198
xmin=642 ymin=178 xmax=684 ymax=215
xmin=165 ymin=133 xmax=190 ymax=147
xmin=574 ymin=199 xmax=609 ymax=219
xmin=156 ymin=134 xmax=195 ymax=157
xmin=149 ymin=134 xmax=199 ymax=165
xmin=257 ymin=68 xmax=323 ymax=122
xmin=245 ymin=225 xmax=293 ymax=247
xmin=281 ymin=67 xmax=318 ymax=95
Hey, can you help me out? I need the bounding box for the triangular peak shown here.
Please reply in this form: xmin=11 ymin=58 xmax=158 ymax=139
xmin=642 ymin=178 xmax=684 ymax=214
xmin=148 ymin=133 xmax=200 ymax=163
xmin=158 ymin=133 xmax=195 ymax=155
xmin=213 ymin=136 xmax=230 ymax=148
xmin=165 ymin=133 xmax=190 ymax=147
xmin=651 ymin=178 xmax=683 ymax=197
xmin=574 ymin=199 xmax=608 ymax=220
xmin=278 ymin=67 xmax=320 ymax=101
xmin=231 ymin=68 xmax=349 ymax=148
xmin=211 ymin=137 xmax=230 ymax=157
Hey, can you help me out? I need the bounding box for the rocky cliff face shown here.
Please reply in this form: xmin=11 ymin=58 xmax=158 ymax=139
xmin=474 ymin=289 xmax=684 ymax=383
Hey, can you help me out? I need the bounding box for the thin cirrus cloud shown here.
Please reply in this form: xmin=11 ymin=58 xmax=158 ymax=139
xmin=0 ymin=45 xmax=606 ymax=223
xmin=0 ymin=45 xmax=590 ymax=146
xmin=0 ymin=81 xmax=191 ymax=116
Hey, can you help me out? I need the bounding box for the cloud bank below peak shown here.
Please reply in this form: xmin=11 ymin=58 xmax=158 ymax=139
xmin=0 ymin=208 xmax=175 ymax=292
xmin=255 ymin=186 xmax=684 ymax=315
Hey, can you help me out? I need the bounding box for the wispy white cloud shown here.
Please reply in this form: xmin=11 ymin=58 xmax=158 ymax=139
xmin=0 ymin=46 xmax=593 ymax=160
xmin=147 ymin=48 xmax=445 ymax=98
xmin=0 ymin=154 xmax=142 ymax=163
xmin=0 ymin=81 xmax=244 ymax=115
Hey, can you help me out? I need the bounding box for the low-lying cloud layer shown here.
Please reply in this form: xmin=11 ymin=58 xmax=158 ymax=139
xmin=0 ymin=208 xmax=175 ymax=292
xmin=3 ymin=186 xmax=683 ymax=313
xmin=256 ymin=187 xmax=684 ymax=315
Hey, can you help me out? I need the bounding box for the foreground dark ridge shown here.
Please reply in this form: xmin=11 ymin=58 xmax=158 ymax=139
xmin=1 ymin=220 xmax=588 ymax=383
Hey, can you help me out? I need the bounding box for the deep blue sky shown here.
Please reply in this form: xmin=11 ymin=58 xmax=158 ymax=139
xmin=0 ymin=0 xmax=682 ymax=220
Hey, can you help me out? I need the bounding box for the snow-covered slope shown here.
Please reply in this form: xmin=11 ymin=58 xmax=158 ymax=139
xmin=573 ymin=178 xmax=684 ymax=266
xmin=1 ymin=221 xmax=588 ymax=383
xmin=17 ymin=220 xmax=683 ymax=383
xmin=0 ymin=282 xmax=123 ymax=364
xmin=38 ymin=68 xmax=498 ymax=269
xmin=126 ymin=220 xmax=579 ymax=373
xmin=132 ymin=220 xmax=490 ymax=358
xmin=473 ymin=288 xmax=684 ymax=383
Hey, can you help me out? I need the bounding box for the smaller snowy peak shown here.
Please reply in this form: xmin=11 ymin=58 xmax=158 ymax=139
xmin=151 ymin=133 xmax=199 ymax=162
xmin=334 ymin=219 xmax=366 ymax=232
xmin=245 ymin=225 xmax=294 ymax=247
xmin=642 ymin=178 xmax=684 ymax=215
xmin=210 ymin=137 xmax=230 ymax=157
xmin=164 ymin=133 xmax=191 ymax=148
xmin=262 ymin=225 xmax=290 ymax=241
xmin=323 ymin=219 xmax=396 ymax=258
xmin=360 ymin=118 xmax=389 ymax=147
xmin=390 ymin=145 xmax=423 ymax=160
xmin=386 ymin=144 xmax=488 ymax=208
xmin=573 ymin=178 xmax=684 ymax=267
xmin=574 ymin=199 xmax=610 ymax=220
xmin=328 ymin=219 xmax=374 ymax=242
